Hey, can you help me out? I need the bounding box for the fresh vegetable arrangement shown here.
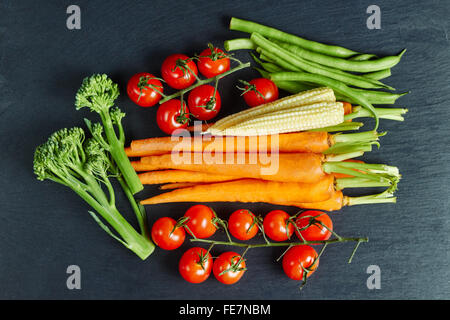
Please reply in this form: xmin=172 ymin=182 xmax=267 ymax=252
xmin=33 ymin=16 xmax=408 ymax=289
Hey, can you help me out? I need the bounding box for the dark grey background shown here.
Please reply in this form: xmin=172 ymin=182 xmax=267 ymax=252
xmin=0 ymin=0 xmax=449 ymax=300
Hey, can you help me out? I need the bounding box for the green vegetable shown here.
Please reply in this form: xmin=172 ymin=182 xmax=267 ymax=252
xmin=348 ymin=53 xmax=378 ymax=61
xmin=251 ymin=33 xmax=393 ymax=90
xmin=274 ymin=40 xmax=406 ymax=73
xmin=75 ymin=74 xmax=143 ymax=195
xmin=33 ymin=127 xmax=154 ymax=260
xmin=229 ymin=17 xmax=359 ymax=58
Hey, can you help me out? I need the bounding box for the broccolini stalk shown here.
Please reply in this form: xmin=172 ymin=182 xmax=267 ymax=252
xmin=33 ymin=128 xmax=154 ymax=260
xmin=75 ymin=74 xmax=143 ymax=194
xmin=85 ymin=119 xmax=149 ymax=239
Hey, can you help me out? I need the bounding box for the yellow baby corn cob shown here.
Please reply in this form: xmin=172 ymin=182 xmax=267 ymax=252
xmin=207 ymin=87 xmax=336 ymax=135
xmin=219 ymin=101 xmax=344 ymax=136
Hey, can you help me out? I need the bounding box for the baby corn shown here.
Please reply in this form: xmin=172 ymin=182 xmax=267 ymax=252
xmin=207 ymin=87 xmax=336 ymax=134
xmin=220 ymin=101 xmax=344 ymax=136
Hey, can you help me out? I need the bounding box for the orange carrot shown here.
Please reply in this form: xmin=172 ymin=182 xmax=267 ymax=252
xmin=140 ymin=176 xmax=334 ymax=205
xmin=159 ymin=182 xmax=205 ymax=190
xmin=340 ymin=101 xmax=353 ymax=115
xmin=135 ymin=152 xmax=326 ymax=183
xmin=187 ymin=122 xmax=215 ymax=132
xmin=138 ymin=170 xmax=240 ymax=185
xmin=126 ymin=131 xmax=331 ymax=157
xmin=279 ymin=190 xmax=344 ymax=211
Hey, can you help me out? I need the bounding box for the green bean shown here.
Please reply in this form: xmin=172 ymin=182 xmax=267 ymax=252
xmin=270 ymin=71 xmax=379 ymax=130
xmin=257 ymin=48 xmax=302 ymax=72
xmin=224 ymin=38 xmax=255 ymax=51
xmin=250 ymin=53 xmax=283 ymax=73
xmin=229 ymin=17 xmax=359 ymax=58
xmin=251 ymin=33 xmax=394 ymax=90
xmin=349 ymin=53 xmax=378 ymax=61
xmin=270 ymin=77 xmax=404 ymax=105
xmin=362 ymin=69 xmax=391 ymax=80
xmin=274 ymin=40 xmax=405 ymax=73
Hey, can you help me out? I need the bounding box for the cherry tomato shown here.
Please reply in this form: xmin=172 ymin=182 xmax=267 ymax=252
xmin=161 ymin=54 xmax=198 ymax=90
xmin=183 ymin=205 xmax=217 ymax=239
xmin=187 ymin=84 xmax=221 ymax=120
xmin=282 ymin=245 xmax=319 ymax=280
xmin=156 ymin=99 xmax=190 ymax=135
xmin=241 ymin=78 xmax=279 ymax=107
xmin=263 ymin=210 xmax=294 ymax=241
xmin=179 ymin=247 xmax=213 ymax=283
xmin=213 ymin=251 xmax=246 ymax=285
xmin=228 ymin=209 xmax=258 ymax=241
xmin=127 ymin=72 xmax=163 ymax=107
xmin=295 ymin=210 xmax=333 ymax=243
xmin=197 ymin=46 xmax=230 ymax=78
xmin=151 ymin=217 xmax=185 ymax=250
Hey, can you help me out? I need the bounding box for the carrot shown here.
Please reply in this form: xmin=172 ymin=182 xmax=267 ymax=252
xmin=187 ymin=122 xmax=215 ymax=132
xmin=135 ymin=152 xmax=326 ymax=183
xmin=280 ymin=190 xmax=344 ymax=211
xmin=140 ymin=176 xmax=335 ymax=205
xmin=341 ymin=101 xmax=353 ymax=115
xmin=281 ymin=187 xmax=397 ymax=211
xmin=127 ymin=131 xmax=331 ymax=157
xmin=159 ymin=182 xmax=205 ymax=190
xmin=138 ymin=170 xmax=239 ymax=185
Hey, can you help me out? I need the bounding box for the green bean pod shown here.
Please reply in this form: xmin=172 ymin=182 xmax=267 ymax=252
xmin=349 ymin=53 xmax=378 ymax=61
xmin=275 ymin=40 xmax=406 ymax=73
xmin=229 ymin=17 xmax=359 ymax=58
xmin=251 ymin=33 xmax=394 ymax=90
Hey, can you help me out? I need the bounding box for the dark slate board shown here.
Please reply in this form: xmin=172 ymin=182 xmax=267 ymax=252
xmin=0 ymin=0 xmax=449 ymax=299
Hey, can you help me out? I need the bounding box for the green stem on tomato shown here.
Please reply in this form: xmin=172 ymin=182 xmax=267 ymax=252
xmin=190 ymin=236 xmax=368 ymax=248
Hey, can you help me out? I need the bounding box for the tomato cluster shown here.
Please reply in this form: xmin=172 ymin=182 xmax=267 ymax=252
xmin=151 ymin=206 xmax=333 ymax=286
xmin=127 ymin=43 xmax=280 ymax=135
xmin=126 ymin=45 xmax=231 ymax=134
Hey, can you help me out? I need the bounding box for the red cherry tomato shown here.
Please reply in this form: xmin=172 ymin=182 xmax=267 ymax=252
xmin=282 ymin=245 xmax=319 ymax=280
xmin=187 ymin=84 xmax=221 ymax=120
xmin=179 ymin=247 xmax=213 ymax=283
xmin=183 ymin=205 xmax=217 ymax=239
xmin=127 ymin=72 xmax=163 ymax=107
xmin=228 ymin=209 xmax=258 ymax=241
xmin=156 ymin=99 xmax=190 ymax=135
xmin=197 ymin=46 xmax=230 ymax=78
xmin=213 ymin=251 xmax=246 ymax=285
xmin=241 ymin=78 xmax=279 ymax=107
xmin=151 ymin=217 xmax=185 ymax=250
xmin=263 ymin=210 xmax=294 ymax=241
xmin=161 ymin=54 xmax=198 ymax=90
xmin=295 ymin=210 xmax=333 ymax=243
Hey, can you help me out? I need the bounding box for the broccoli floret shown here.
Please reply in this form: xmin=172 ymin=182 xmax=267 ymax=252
xmin=33 ymin=127 xmax=154 ymax=260
xmin=74 ymin=74 xmax=143 ymax=194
